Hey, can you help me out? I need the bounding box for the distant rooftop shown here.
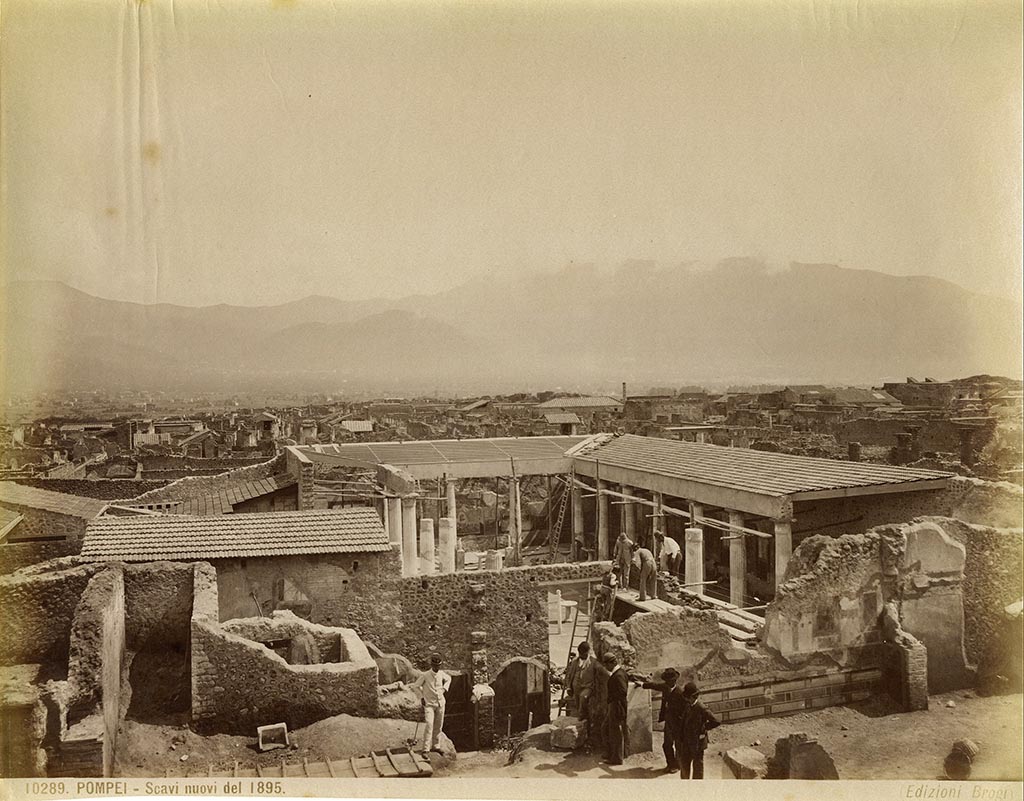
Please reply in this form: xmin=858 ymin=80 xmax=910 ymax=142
xmin=0 ymin=481 xmax=107 ymax=519
xmin=536 ymin=396 xmax=623 ymax=409
xmin=543 ymin=412 xmax=582 ymax=425
xmin=120 ymin=473 xmax=296 ymax=516
xmin=81 ymin=508 xmax=388 ymax=562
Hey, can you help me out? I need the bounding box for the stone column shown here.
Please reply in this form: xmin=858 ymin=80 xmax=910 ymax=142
xmin=571 ymin=485 xmax=584 ymax=560
xmin=597 ymin=481 xmax=609 ymax=560
xmin=420 ymin=518 xmax=436 ymax=575
xmin=387 ymin=497 xmax=402 ymax=549
xmin=401 ymin=496 xmax=419 ymax=577
xmin=438 ymin=517 xmax=456 ymax=574
xmin=690 ymin=502 xmax=703 ymax=527
xmin=774 ymin=519 xmax=793 ymax=589
xmin=684 ymin=527 xmax=704 ymax=593
xmin=728 ymin=510 xmax=746 ymax=607
xmin=507 ymin=478 xmax=522 ymax=566
xmin=446 ymin=479 xmax=458 ymax=539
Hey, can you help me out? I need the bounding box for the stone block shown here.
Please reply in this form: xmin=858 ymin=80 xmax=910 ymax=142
xmin=626 ymin=685 xmax=652 ymax=754
xmin=724 ymin=746 xmax=767 ymax=779
xmin=723 ymin=647 xmax=751 ymax=664
xmin=549 ymin=717 xmax=582 ymax=750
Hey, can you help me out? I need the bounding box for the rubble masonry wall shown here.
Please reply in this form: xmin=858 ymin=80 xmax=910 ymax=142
xmin=0 ymin=561 xmax=103 ymax=666
xmin=191 ymin=562 xmax=379 ymax=735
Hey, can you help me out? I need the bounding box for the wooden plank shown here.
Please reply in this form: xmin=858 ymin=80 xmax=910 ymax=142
xmin=232 ymin=760 xmax=239 ymax=777
xmin=302 ymin=758 xmax=310 ymax=777
xmin=255 ymin=763 xmax=263 ymax=778
xmin=370 ymin=750 xmax=399 ymax=778
xmin=385 ymin=747 xmax=421 ymax=777
xmin=282 ymin=762 xmax=305 ymax=778
xmin=408 ymin=749 xmax=434 ymax=776
xmin=349 ymin=757 xmax=361 ymax=778
xmin=303 ymin=761 xmax=332 ymax=778
xmin=325 ymin=759 xmax=337 ymax=778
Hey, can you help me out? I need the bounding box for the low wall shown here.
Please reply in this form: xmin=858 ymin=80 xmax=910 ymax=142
xmin=0 ymin=506 xmax=89 ymax=544
xmin=191 ymin=563 xmax=379 ymax=735
xmin=700 ymin=667 xmax=883 ymax=722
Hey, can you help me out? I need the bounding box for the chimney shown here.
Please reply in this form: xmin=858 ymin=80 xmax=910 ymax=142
xmin=622 ymin=382 xmax=627 ymax=401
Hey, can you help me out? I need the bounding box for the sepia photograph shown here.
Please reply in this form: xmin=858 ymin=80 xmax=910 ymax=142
xmin=0 ymin=0 xmax=1021 ymax=799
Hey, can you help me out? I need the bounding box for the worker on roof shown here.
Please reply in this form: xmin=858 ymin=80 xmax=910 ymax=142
xmin=633 ymin=544 xmax=657 ymax=601
xmin=614 ymin=531 xmax=635 ymax=590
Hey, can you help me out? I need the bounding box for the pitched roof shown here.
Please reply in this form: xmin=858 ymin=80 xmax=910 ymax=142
xmin=543 ymin=412 xmax=582 ymax=425
xmin=81 ymin=508 xmax=388 ymax=562
xmin=294 ymin=436 xmax=590 ymax=468
xmin=178 ymin=429 xmax=218 ymax=447
xmin=458 ymin=399 xmax=491 ymax=412
xmin=832 ymin=388 xmax=902 ymax=405
xmin=0 ymin=481 xmax=107 ymax=519
xmin=0 ymin=507 xmax=24 ymax=542
xmin=122 ymin=473 xmax=297 ymax=516
xmin=576 ymin=434 xmax=951 ymax=498
xmin=339 ymin=420 xmax=374 ymax=433
xmin=536 ymin=396 xmax=623 ymax=409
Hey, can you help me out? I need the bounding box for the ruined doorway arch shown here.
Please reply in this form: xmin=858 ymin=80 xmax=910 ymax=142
xmin=490 ymin=657 xmax=550 ymax=735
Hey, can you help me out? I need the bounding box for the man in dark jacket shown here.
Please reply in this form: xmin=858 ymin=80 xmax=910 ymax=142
xmin=671 ymin=680 xmax=720 ymax=779
xmin=635 ymin=667 xmax=681 ymax=771
xmin=601 ymin=652 xmax=629 ymax=765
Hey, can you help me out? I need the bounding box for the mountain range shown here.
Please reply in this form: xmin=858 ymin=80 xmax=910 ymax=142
xmin=2 ymin=261 xmax=1021 ymax=395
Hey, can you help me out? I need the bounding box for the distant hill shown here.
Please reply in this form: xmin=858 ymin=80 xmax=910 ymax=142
xmin=2 ymin=261 xmax=1021 ymax=394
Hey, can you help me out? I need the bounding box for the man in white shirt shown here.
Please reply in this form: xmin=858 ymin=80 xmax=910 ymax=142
xmin=658 ymin=531 xmax=682 ymax=575
xmin=410 ymin=653 xmax=451 ymax=753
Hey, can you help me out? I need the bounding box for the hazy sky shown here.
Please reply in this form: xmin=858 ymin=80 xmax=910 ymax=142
xmin=2 ymin=0 xmax=1021 ymax=307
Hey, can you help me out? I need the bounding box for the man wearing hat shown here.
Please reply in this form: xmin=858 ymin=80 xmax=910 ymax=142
xmin=635 ymin=668 xmax=682 ymax=771
xmin=594 ymin=564 xmax=620 ymax=622
xmin=564 ymin=641 xmax=597 ymax=743
xmin=601 ymin=652 xmax=629 ymax=765
xmin=410 ymin=654 xmax=451 ymax=753
xmin=672 ymin=680 xmax=720 ymax=779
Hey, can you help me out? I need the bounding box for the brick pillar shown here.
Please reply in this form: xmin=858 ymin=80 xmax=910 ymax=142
xmin=728 ymin=510 xmax=746 ymax=607
xmin=684 ymin=527 xmax=704 ymax=593
xmin=774 ymin=519 xmax=793 ymax=589
xmin=299 ymin=463 xmax=316 ymax=510
xmin=420 ymin=518 xmax=436 ymax=575
xmin=401 ymin=496 xmax=419 ymax=577
xmin=470 ymin=631 xmax=494 ymax=748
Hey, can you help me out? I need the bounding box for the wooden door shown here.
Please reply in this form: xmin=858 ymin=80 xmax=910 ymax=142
xmin=441 ymin=671 xmax=475 ymax=751
xmin=492 ymin=661 xmax=550 ymax=736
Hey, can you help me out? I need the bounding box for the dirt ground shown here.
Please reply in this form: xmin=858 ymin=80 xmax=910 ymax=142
xmin=440 ymin=690 xmax=1023 ymax=781
xmin=114 ymin=714 xmax=448 ymax=777
xmin=114 ymin=690 xmax=1022 ymax=781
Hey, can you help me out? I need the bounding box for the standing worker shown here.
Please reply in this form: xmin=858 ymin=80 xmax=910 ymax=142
xmin=673 ymin=680 xmax=720 ymax=779
xmin=564 ymin=642 xmax=597 ymax=746
xmin=613 ymin=531 xmax=635 ymax=591
xmin=635 ymin=545 xmax=657 ymax=601
xmin=658 ymin=531 xmax=682 ymax=575
xmin=594 ymin=564 xmax=620 ymax=622
xmin=411 ymin=653 xmax=451 ymax=754
xmin=601 ymin=652 xmax=629 ymax=765
xmin=635 ymin=668 xmax=682 ymax=772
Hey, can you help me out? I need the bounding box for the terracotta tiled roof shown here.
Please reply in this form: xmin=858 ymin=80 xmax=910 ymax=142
xmin=0 ymin=481 xmax=107 ymax=519
xmin=543 ymin=412 xmax=582 ymax=425
xmin=81 ymin=508 xmax=388 ymax=562
xmin=576 ymin=434 xmax=952 ymax=497
xmin=121 ymin=473 xmax=297 ymax=516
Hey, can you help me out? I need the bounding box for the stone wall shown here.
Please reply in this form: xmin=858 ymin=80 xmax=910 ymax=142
xmin=791 ymin=477 xmax=1023 ymax=546
xmin=394 ymin=561 xmax=608 ymax=681
xmin=834 ymin=417 xmax=996 ymax=454
xmin=215 ymin=551 xmax=402 ymax=646
xmin=191 ymin=562 xmax=379 ymax=735
xmin=918 ymin=517 xmax=1023 ymax=669
xmin=0 ymin=506 xmax=89 ymax=544
xmin=131 ymin=455 xmax=283 ymax=503
xmin=764 ymin=532 xmax=888 ymax=665
xmin=0 ymin=561 xmax=103 ymax=666
xmin=12 ymin=479 xmax=168 ymax=500
xmin=124 ymin=562 xmax=194 ymax=650
xmin=0 ymin=539 xmax=82 ymax=575
xmin=879 ymin=603 xmax=929 ymax=711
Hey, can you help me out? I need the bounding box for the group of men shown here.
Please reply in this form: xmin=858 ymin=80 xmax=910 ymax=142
xmin=613 ymin=530 xmax=683 ymax=602
xmin=565 ymin=642 xmax=720 ymax=777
